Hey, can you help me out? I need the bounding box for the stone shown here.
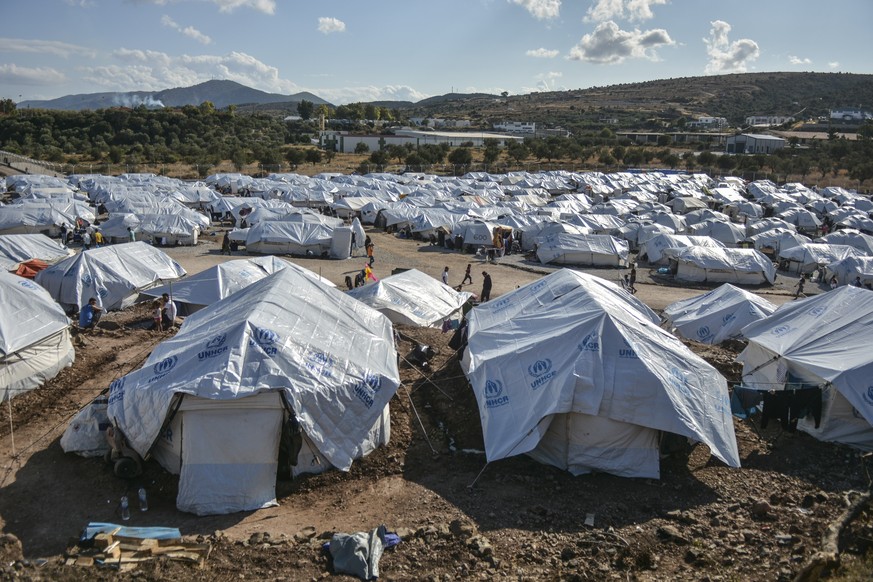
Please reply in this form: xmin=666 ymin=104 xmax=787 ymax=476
xmin=450 ymin=520 xmax=476 ymax=539
xmin=750 ymin=500 xmax=773 ymax=518
xmin=657 ymin=525 xmax=689 ymax=545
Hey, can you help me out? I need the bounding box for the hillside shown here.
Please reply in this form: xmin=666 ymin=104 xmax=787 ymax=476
xmin=398 ymin=72 xmax=873 ymax=129
xmin=20 ymin=80 xmax=332 ymax=111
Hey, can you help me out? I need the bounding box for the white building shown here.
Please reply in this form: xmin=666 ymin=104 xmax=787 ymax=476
xmin=687 ymin=116 xmax=728 ymax=129
xmin=830 ymin=108 xmax=872 ymax=121
xmin=745 ymin=115 xmax=795 ymax=127
xmin=725 ymin=133 xmax=786 ymax=155
xmin=493 ymin=121 xmax=536 ymax=134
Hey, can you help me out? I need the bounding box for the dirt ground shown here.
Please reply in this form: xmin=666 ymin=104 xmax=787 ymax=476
xmin=2 ymin=227 xmax=870 ymax=581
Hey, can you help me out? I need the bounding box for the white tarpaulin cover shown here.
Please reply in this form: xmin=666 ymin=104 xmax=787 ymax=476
xmin=0 ymin=271 xmax=74 ymax=401
xmin=536 ymin=233 xmax=629 ymax=266
xmin=664 ymin=284 xmax=777 ymax=344
xmin=106 ymin=267 xmax=400 ymax=514
xmin=35 ymin=242 xmax=186 ymax=311
xmin=666 ymin=247 xmax=777 ymax=285
xmin=462 ymin=269 xmax=739 ymax=478
xmin=0 ymin=234 xmax=72 ymax=270
xmin=244 ymin=220 xmax=335 ymax=255
xmin=141 ymin=256 xmax=295 ymax=314
xmin=738 ymin=286 xmax=873 ymax=449
xmin=641 ymin=234 xmax=724 ymax=264
xmin=778 ymin=243 xmax=861 ymax=273
xmin=347 ymin=269 xmax=472 ymax=327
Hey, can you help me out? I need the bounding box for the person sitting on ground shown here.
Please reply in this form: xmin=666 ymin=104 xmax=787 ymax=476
xmin=161 ymin=293 xmax=177 ymax=329
xmin=830 ymin=275 xmax=838 ymax=290
xmin=853 ymin=276 xmax=863 ymax=287
xmin=78 ymin=297 xmax=103 ymax=330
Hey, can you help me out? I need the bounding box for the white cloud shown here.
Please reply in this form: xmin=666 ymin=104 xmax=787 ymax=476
xmin=0 ymin=38 xmax=96 ymax=59
xmin=788 ymin=55 xmax=811 ymax=66
xmin=63 ymin=0 xmax=96 ymax=7
xmin=509 ymin=0 xmax=561 ymax=20
xmin=317 ymin=17 xmax=346 ymax=34
xmin=0 ymin=63 xmax=67 ymax=85
xmin=526 ymin=48 xmax=559 ymax=58
xmin=586 ymin=0 xmax=668 ymax=23
xmin=703 ymin=20 xmax=759 ymax=74
xmin=81 ymin=49 xmax=298 ymax=94
xmin=568 ymin=20 xmax=674 ymax=64
xmin=135 ymin=0 xmax=275 ymax=14
xmin=161 ymin=15 xmax=212 ymax=44
xmin=828 ymin=61 xmax=840 ymax=69
xmin=317 ymin=84 xmax=428 ymax=105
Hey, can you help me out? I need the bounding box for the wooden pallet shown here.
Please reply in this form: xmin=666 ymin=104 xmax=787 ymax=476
xmin=65 ymin=529 xmax=212 ymax=571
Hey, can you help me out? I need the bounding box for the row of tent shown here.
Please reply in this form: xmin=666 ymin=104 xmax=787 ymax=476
xmin=6 ymin=171 xmax=873 ymax=287
xmin=51 ymin=251 xmax=873 ymax=516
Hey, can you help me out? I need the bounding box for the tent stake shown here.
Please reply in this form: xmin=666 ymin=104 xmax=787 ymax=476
xmin=404 ymin=384 xmax=437 ymax=455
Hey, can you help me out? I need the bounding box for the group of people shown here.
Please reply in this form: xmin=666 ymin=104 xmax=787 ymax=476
xmin=150 ymin=293 xmax=178 ymax=332
xmin=447 ymin=264 xmax=491 ymax=302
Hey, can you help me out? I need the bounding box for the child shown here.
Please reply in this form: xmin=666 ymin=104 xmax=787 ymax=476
xmin=152 ymin=299 xmax=163 ymax=331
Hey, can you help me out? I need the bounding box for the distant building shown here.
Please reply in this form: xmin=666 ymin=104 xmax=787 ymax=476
xmin=617 ymin=131 xmax=729 ymax=146
xmin=410 ymin=117 xmax=473 ymax=129
xmin=745 ymin=115 xmax=795 ymax=127
xmin=687 ymin=116 xmax=728 ymax=129
xmin=725 ymin=133 xmax=786 ymax=154
xmin=321 ymin=129 xmax=523 ymax=153
xmin=493 ymin=121 xmax=536 ymax=134
xmin=830 ymin=108 xmax=872 ymax=121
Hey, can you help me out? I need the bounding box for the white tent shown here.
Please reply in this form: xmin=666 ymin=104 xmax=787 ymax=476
xmin=0 ymin=234 xmax=73 ymax=271
xmin=347 ymin=269 xmax=472 ymax=327
xmin=243 ymin=220 xmax=335 ymax=256
xmin=0 ymin=272 xmax=75 ymax=401
xmin=640 ymin=234 xmax=725 ymax=265
xmin=462 ymin=269 xmax=740 ymax=478
xmin=738 ymin=287 xmax=873 ymax=450
xmin=664 ymin=284 xmax=777 ymax=344
xmin=825 ymin=256 xmax=873 ymax=287
xmin=778 ymin=243 xmax=861 ymax=274
xmin=666 ymin=247 xmax=776 ymax=285
xmin=104 ymin=268 xmax=400 ymax=515
xmin=35 ymin=242 xmax=186 ymax=312
xmin=688 ymin=219 xmax=746 ymax=247
xmin=139 ymin=257 xmax=331 ymax=315
xmin=536 ymin=233 xmax=629 ymax=267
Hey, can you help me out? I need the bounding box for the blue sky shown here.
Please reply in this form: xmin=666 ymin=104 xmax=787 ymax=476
xmin=1 ymin=0 xmax=871 ymax=106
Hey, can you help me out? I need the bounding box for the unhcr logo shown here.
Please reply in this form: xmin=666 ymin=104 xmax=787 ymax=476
xmin=108 ymin=377 xmax=125 ymax=404
xmin=722 ymin=312 xmax=736 ymax=325
xmin=485 ymin=379 xmax=509 ymax=409
xmin=249 ymin=328 xmax=280 ymax=356
xmin=81 ymin=274 xmax=94 ymax=286
xmin=697 ymin=325 xmax=711 ymax=339
xmin=491 ymin=297 xmax=511 ymax=312
xmin=16 ymin=280 xmax=38 ymax=291
xmin=148 ymin=355 xmax=178 ymax=383
xmin=97 ymin=287 xmax=108 ymax=298
xmin=771 ymin=325 xmax=792 ymax=337
xmin=577 ymin=332 xmax=600 ymax=352
xmin=619 ymin=338 xmax=638 ymax=359
xmin=352 ymin=372 xmax=382 ymax=409
xmin=667 ymin=367 xmax=692 ymax=398
xmin=198 ymin=333 xmax=229 ymax=360
xmin=528 ymin=359 xmax=556 ymax=390
xmin=807 ymin=305 xmax=826 ymax=318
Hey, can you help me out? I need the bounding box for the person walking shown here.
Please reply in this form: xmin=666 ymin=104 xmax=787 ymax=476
xmin=462 ymin=263 xmax=473 ymax=285
xmin=367 ymin=243 xmax=375 ymax=266
xmin=221 ymin=231 xmax=231 ymax=255
xmin=82 ymin=230 xmax=92 ymax=251
xmin=794 ymin=275 xmax=806 ymax=299
xmin=442 ymin=266 xmax=449 ymax=285
xmin=93 ymin=229 xmax=104 ymax=248
xmin=628 ymin=266 xmax=637 ymax=294
xmin=480 ymin=271 xmax=493 ymax=302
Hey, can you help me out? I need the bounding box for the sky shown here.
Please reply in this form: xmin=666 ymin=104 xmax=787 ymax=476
xmin=1 ymin=0 xmax=872 ymax=106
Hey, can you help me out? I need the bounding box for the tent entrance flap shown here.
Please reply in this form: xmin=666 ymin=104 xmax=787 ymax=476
xmin=176 ymin=399 xmax=284 ymax=516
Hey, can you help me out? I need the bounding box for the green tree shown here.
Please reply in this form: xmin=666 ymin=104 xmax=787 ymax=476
xmin=717 ymin=154 xmax=737 ymax=172
xmin=369 ymin=149 xmax=390 ymax=167
xmin=448 ymin=147 xmax=473 ymax=169
xmin=297 ymin=100 xmax=315 ymax=120
xmin=354 ymin=142 xmax=370 ymax=154
xmin=285 ymin=148 xmax=306 ymax=168
xmin=305 ymin=148 xmax=322 ymax=166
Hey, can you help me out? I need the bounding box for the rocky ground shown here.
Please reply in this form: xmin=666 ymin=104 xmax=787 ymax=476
xmin=0 ymin=230 xmax=871 ymax=581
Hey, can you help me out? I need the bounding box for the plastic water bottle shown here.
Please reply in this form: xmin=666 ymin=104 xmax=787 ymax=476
xmin=120 ymin=496 xmax=130 ymax=521
xmin=138 ymin=487 xmax=148 ymax=512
